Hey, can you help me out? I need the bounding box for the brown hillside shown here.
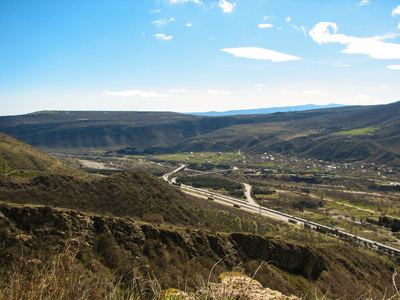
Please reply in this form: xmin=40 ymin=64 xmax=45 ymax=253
xmin=0 ymin=132 xmax=87 ymax=178
xmin=0 ymin=204 xmax=398 ymax=299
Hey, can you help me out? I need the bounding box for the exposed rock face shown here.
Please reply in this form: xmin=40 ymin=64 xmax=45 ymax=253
xmin=0 ymin=205 xmax=145 ymax=248
xmin=166 ymin=273 xmax=301 ymax=299
xmin=1 ymin=203 xmax=396 ymax=299
xmin=230 ymin=233 xmax=325 ymax=279
xmin=0 ymin=204 xmax=324 ymax=276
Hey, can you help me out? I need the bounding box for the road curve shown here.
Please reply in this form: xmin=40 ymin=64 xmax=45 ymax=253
xmin=243 ymin=183 xmax=257 ymax=206
xmin=161 ymin=165 xmax=400 ymax=257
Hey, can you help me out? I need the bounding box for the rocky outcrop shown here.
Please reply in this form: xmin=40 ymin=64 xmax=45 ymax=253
xmin=0 ymin=204 xmax=324 ymax=273
xmin=166 ymin=273 xmax=301 ymax=299
xmin=230 ymin=233 xmax=325 ymax=279
xmin=1 ymin=203 xmax=396 ymax=299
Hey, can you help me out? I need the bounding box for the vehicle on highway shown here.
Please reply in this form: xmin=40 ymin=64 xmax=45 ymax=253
xmin=208 ymin=196 xmax=214 ymax=201
xmin=233 ymin=204 xmax=241 ymax=208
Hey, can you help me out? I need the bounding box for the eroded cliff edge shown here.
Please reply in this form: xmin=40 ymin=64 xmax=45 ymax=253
xmin=0 ymin=203 xmax=397 ymax=299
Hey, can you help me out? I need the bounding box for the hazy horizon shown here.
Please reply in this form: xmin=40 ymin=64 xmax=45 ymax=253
xmin=0 ymin=102 xmax=350 ymax=117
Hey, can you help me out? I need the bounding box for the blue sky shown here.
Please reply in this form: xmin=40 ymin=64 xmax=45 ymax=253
xmin=1 ymin=0 xmax=400 ymax=116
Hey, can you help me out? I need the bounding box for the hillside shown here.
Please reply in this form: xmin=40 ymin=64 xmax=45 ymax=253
xmin=0 ymin=170 xmax=291 ymax=236
xmin=172 ymin=102 xmax=400 ymax=165
xmin=0 ymin=132 xmax=284 ymax=234
xmin=0 ymin=132 xmax=87 ymax=178
xmin=1 ymin=102 xmax=400 ymax=165
xmin=0 ymin=134 xmax=399 ymax=298
xmin=1 ymin=203 xmax=399 ymax=299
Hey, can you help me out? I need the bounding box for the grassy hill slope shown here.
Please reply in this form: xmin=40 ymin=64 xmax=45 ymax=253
xmin=0 ymin=134 xmax=399 ymax=299
xmin=0 ymin=133 xmax=284 ymax=235
xmin=170 ymin=102 xmax=400 ymax=165
xmin=0 ymin=170 xmax=286 ymax=235
xmin=0 ymin=132 xmax=87 ymax=178
xmin=1 ymin=203 xmax=398 ymax=299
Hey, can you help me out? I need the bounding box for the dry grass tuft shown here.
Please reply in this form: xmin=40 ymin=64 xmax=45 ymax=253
xmin=0 ymin=241 xmax=162 ymax=300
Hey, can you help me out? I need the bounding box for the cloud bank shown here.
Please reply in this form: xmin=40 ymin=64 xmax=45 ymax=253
xmin=169 ymin=89 xmax=188 ymax=92
xmin=207 ymin=89 xmax=231 ymax=95
xmin=309 ymin=22 xmax=400 ymax=59
xmin=221 ymin=47 xmax=301 ymax=62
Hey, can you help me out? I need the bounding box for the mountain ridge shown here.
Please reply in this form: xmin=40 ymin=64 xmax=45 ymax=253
xmin=185 ymin=103 xmax=347 ymax=116
xmin=0 ymin=101 xmax=399 ymax=165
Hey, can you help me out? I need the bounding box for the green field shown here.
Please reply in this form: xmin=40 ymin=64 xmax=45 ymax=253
xmin=333 ymin=126 xmax=380 ymax=136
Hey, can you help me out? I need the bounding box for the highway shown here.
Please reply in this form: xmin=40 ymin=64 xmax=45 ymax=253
xmin=162 ymin=165 xmax=400 ymax=257
xmin=161 ymin=164 xmax=186 ymax=181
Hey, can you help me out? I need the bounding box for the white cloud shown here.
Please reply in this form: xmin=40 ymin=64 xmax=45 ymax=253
xmin=359 ymin=0 xmax=370 ymax=6
xmin=169 ymin=0 xmax=202 ymax=3
xmin=153 ymin=33 xmax=173 ymax=40
xmin=150 ymin=9 xmax=161 ymax=13
xmin=332 ymin=62 xmax=350 ymax=67
xmin=169 ymin=89 xmax=189 ymax=92
xmin=207 ymin=90 xmax=231 ymax=95
xmin=153 ymin=19 xmax=167 ymax=27
xmin=152 ymin=17 xmax=175 ymax=27
xmin=258 ymin=23 xmax=273 ymax=29
xmin=392 ymin=5 xmax=400 ymax=16
xmin=255 ymin=84 xmax=266 ymax=90
xmin=388 ymin=65 xmax=400 ymax=70
xmin=309 ymin=22 xmax=400 ymax=59
xmin=263 ymin=16 xmax=269 ymax=20
xmin=398 ymin=22 xmax=400 ymax=29
xmin=221 ymin=47 xmax=301 ymax=62
xmin=286 ymin=17 xmax=291 ymax=22
xmin=186 ymin=22 xmax=192 ymax=27
xmin=219 ymin=0 xmax=236 ymax=13
xmin=102 ymin=90 xmax=170 ymax=98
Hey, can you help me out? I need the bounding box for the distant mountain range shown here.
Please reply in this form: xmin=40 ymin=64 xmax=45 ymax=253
xmin=0 ymin=101 xmax=399 ymax=165
xmin=186 ymin=103 xmax=347 ymax=116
